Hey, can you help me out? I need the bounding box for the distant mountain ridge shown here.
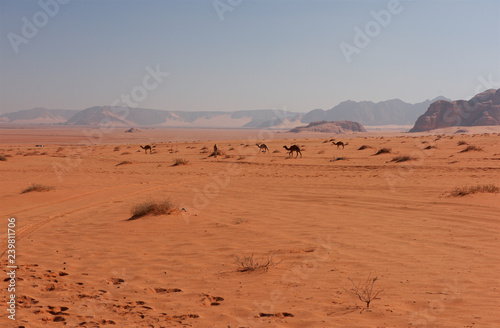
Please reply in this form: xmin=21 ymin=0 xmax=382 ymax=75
xmin=0 ymin=108 xmax=78 ymax=124
xmin=301 ymin=97 xmax=449 ymax=126
xmin=1 ymin=95 xmax=450 ymax=128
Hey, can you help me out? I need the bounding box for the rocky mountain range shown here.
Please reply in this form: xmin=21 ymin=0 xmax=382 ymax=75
xmin=410 ymin=89 xmax=500 ymax=132
xmin=5 ymin=92 xmax=497 ymax=131
xmin=301 ymin=97 xmax=448 ymax=126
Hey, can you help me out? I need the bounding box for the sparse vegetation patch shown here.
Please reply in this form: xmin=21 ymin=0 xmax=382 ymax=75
xmin=21 ymin=184 xmax=55 ymax=194
xmin=129 ymin=198 xmax=177 ymax=220
xmin=448 ymin=184 xmax=499 ymax=197
xmin=172 ymin=158 xmax=189 ymax=166
xmin=235 ymin=253 xmax=277 ymax=272
xmin=116 ymin=161 xmax=133 ymax=166
xmin=0 ymin=154 xmax=7 ymax=161
xmin=390 ymin=155 xmax=416 ymax=163
xmin=374 ymin=148 xmax=391 ymax=155
xmin=358 ymin=145 xmax=372 ymax=150
xmin=459 ymin=145 xmax=483 ymax=153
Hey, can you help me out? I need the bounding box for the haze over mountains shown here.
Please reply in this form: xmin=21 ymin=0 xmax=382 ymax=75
xmin=1 ymin=96 xmax=451 ymax=129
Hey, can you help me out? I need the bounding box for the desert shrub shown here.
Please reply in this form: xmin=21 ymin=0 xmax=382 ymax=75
xmin=448 ymin=184 xmax=499 ymax=197
xmin=457 ymin=141 xmax=468 ymax=146
xmin=116 ymin=161 xmax=133 ymax=166
xmin=358 ymin=145 xmax=372 ymax=150
xmin=0 ymin=154 xmax=7 ymax=161
xmin=374 ymin=148 xmax=391 ymax=155
xmin=113 ymin=146 xmax=120 ymax=151
xmin=21 ymin=184 xmax=55 ymax=194
xmin=121 ymin=152 xmax=131 ymax=155
xmin=237 ymin=156 xmax=246 ymax=160
xmin=56 ymin=147 xmax=64 ymax=152
xmin=128 ymin=198 xmax=176 ymax=220
xmin=235 ymin=254 xmax=276 ymax=272
xmin=460 ymin=145 xmax=483 ymax=153
xmin=424 ymin=145 xmax=437 ymax=150
xmin=391 ymin=155 xmax=416 ymax=163
xmin=172 ymin=158 xmax=189 ymax=166
xmin=345 ymin=274 xmax=382 ymax=309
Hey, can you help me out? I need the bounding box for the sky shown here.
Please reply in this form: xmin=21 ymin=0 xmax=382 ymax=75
xmin=0 ymin=0 xmax=499 ymax=114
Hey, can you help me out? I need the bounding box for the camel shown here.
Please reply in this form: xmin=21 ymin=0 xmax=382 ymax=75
xmin=140 ymin=145 xmax=155 ymax=154
xmin=332 ymin=141 xmax=345 ymax=149
xmin=256 ymin=143 xmax=269 ymax=153
xmin=283 ymin=145 xmax=302 ymax=158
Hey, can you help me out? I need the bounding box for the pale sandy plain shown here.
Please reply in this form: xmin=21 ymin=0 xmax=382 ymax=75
xmin=1 ymin=126 xmax=499 ymax=328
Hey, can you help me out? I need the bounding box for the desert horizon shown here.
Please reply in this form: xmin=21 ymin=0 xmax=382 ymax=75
xmin=1 ymin=126 xmax=499 ymax=327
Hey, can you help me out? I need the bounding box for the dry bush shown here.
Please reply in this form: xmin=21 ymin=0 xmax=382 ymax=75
xmin=424 ymin=145 xmax=437 ymax=150
xmin=116 ymin=161 xmax=133 ymax=166
xmin=460 ymin=145 xmax=483 ymax=153
xmin=172 ymin=158 xmax=189 ymax=166
xmin=237 ymin=156 xmax=246 ymax=160
xmin=200 ymin=146 xmax=208 ymax=150
xmin=21 ymin=184 xmax=55 ymax=194
xmin=448 ymin=184 xmax=499 ymax=197
xmin=235 ymin=253 xmax=277 ymax=272
xmin=374 ymin=148 xmax=391 ymax=155
xmin=0 ymin=154 xmax=7 ymax=161
xmin=56 ymin=147 xmax=64 ymax=152
xmin=208 ymin=150 xmax=224 ymax=157
xmin=391 ymin=155 xmax=416 ymax=163
xmin=457 ymin=141 xmax=468 ymax=146
xmin=345 ymin=275 xmax=382 ymax=309
xmin=358 ymin=145 xmax=372 ymax=150
xmin=121 ymin=152 xmax=131 ymax=155
xmin=128 ymin=198 xmax=176 ymax=221
xmin=113 ymin=146 xmax=120 ymax=151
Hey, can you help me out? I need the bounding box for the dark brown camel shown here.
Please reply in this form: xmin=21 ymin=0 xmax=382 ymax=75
xmin=332 ymin=141 xmax=345 ymax=149
xmin=283 ymin=145 xmax=302 ymax=158
xmin=140 ymin=145 xmax=155 ymax=154
xmin=256 ymin=143 xmax=269 ymax=153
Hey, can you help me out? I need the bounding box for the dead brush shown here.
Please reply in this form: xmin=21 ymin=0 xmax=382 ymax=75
xmin=374 ymin=148 xmax=391 ymax=155
xmin=390 ymin=155 xmax=416 ymax=163
xmin=459 ymin=145 xmax=483 ymax=153
xmin=235 ymin=253 xmax=277 ymax=272
xmin=448 ymin=184 xmax=499 ymax=197
xmin=345 ymin=274 xmax=383 ymax=310
xmin=128 ymin=198 xmax=177 ymax=221
xmin=172 ymin=158 xmax=189 ymax=166
xmin=21 ymin=184 xmax=55 ymax=194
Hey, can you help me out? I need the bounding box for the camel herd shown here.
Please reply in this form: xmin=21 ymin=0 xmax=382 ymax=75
xmin=139 ymin=140 xmax=346 ymax=158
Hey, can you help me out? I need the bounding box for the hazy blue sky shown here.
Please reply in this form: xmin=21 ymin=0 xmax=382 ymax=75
xmin=1 ymin=0 xmax=499 ymax=114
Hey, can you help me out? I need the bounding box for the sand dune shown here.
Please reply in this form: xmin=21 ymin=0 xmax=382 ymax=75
xmin=1 ymin=127 xmax=499 ymax=327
